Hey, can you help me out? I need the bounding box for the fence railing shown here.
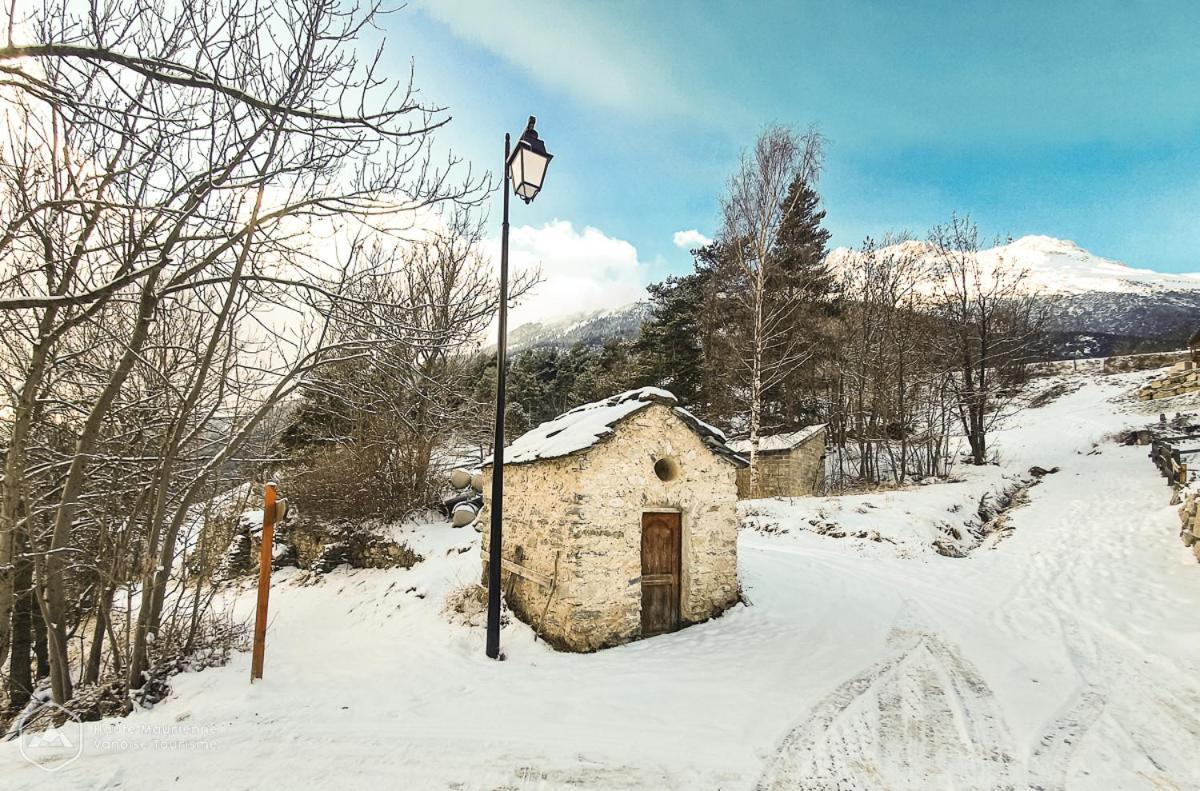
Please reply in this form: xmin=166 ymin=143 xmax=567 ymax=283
xmin=1151 ymin=437 xmax=1200 ymax=487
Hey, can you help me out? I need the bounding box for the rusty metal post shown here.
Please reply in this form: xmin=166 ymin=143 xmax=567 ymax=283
xmin=250 ymin=482 xmax=278 ymax=682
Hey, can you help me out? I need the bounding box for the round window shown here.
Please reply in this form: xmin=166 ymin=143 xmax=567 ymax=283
xmin=654 ymin=457 xmax=680 ymax=482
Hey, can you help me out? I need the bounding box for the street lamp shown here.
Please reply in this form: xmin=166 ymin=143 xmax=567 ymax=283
xmin=487 ymin=116 xmax=552 ymax=660
xmin=507 ymin=117 xmax=553 ymax=203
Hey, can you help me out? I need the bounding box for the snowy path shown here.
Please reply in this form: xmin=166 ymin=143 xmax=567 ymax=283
xmin=753 ymin=440 xmax=1200 ymax=790
xmin=3 ymin=373 xmax=1200 ymax=789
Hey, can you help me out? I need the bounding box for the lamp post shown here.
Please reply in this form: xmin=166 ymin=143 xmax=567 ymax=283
xmin=488 ymin=116 xmax=553 ymax=660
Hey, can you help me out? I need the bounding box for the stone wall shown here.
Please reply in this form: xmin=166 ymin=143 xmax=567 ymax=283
xmin=1179 ymin=489 xmax=1200 ymax=563
xmin=1137 ymin=360 xmax=1200 ymax=401
xmin=1101 ymin=349 xmax=1190 ymax=375
xmin=219 ymin=515 xmax=421 ymax=577
xmin=479 ymin=403 xmax=740 ymax=651
xmin=736 ymin=430 xmax=826 ymax=499
xmin=478 ymin=452 xmax=580 ymax=646
xmin=284 ymin=518 xmax=421 ymax=572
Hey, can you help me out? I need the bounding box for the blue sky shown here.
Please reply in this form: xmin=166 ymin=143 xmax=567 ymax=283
xmin=384 ymin=1 xmax=1200 ymax=319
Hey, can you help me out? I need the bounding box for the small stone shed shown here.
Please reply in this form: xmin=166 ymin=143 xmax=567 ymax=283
xmin=478 ymin=387 xmax=746 ymax=651
xmin=728 ymin=425 xmax=827 ymax=499
xmin=1191 ymin=328 xmax=1200 ymax=364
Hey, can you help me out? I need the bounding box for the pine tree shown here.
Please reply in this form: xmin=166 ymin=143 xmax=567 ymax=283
xmin=771 ymin=175 xmax=834 ymax=301
xmin=569 ymin=339 xmax=638 ymax=406
xmin=505 ymin=347 xmax=572 ymax=433
xmin=763 ymin=172 xmax=837 ymax=429
xmin=632 ymin=270 xmax=710 ymax=407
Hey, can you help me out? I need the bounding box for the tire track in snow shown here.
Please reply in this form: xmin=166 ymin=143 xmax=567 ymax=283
xmin=1057 ymin=610 xmax=1200 ymax=786
xmin=756 ymin=618 xmax=1016 ymax=791
xmin=1027 ymin=686 xmax=1106 ymax=791
xmin=996 ymin=460 xmax=1200 ymax=789
xmin=1000 ymin=532 xmax=1111 ymax=791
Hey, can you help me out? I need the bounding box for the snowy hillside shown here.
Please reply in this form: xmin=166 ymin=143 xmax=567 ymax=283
xmin=506 ymin=302 xmax=654 ymax=351
xmin=512 ymin=236 xmax=1200 ymax=355
xmin=3 ymin=367 xmax=1199 ymax=789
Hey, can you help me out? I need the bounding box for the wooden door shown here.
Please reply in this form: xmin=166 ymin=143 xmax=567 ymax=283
xmin=641 ymin=512 xmax=681 ymax=636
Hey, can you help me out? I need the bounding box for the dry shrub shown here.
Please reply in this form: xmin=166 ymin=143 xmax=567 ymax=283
xmin=188 ymin=483 xmax=256 ymax=581
xmin=127 ymin=605 xmax=251 ymax=707
xmin=287 ymin=434 xmax=440 ymax=521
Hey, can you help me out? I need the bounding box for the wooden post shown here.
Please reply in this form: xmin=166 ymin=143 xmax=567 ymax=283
xmin=250 ymin=482 xmax=278 ymax=682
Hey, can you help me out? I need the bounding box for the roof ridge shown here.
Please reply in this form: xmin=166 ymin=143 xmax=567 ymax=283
xmin=485 ymin=387 xmax=745 ymax=468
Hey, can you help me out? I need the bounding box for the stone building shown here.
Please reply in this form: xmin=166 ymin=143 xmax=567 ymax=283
xmin=728 ymin=425 xmax=827 ymax=499
xmin=478 ymin=387 xmax=746 ymax=651
xmin=1191 ymin=328 xmax=1200 ymax=364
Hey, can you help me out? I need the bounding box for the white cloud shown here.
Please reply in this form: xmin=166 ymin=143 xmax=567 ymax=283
xmin=490 ymin=220 xmax=649 ymax=328
xmin=672 ymin=229 xmax=712 ymax=249
xmin=416 ymin=1 xmax=690 ymax=115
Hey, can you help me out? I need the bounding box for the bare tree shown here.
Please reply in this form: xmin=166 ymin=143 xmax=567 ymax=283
xmin=928 ymin=214 xmax=1048 ymax=466
xmin=284 ymin=213 xmax=531 ymax=520
xmin=825 ymin=237 xmax=957 ymax=489
xmin=718 ymin=126 xmax=824 ymax=491
xmin=0 ymin=0 xmax=488 ymax=708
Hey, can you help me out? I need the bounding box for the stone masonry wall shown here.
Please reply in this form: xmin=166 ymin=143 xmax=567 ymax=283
xmin=479 ymin=403 xmax=740 ymax=651
xmin=1100 ymin=349 xmax=1189 ymax=375
xmin=1138 ymin=360 xmax=1200 ymax=401
xmin=478 ymin=452 xmax=586 ymax=647
xmin=1179 ymin=489 xmax=1200 ymax=563
xmin=736 ymin=430 xmax=827 ymax=499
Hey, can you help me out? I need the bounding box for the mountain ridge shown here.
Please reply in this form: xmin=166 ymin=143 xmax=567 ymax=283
xmin=508 ymin=236 xmax=1200 ymax=357
xmin=826 ymin=235 xmax=1200 ymax=297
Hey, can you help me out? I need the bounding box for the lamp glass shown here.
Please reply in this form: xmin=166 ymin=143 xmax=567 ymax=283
xmin=508 ymin=142 xmax=550 ymax=203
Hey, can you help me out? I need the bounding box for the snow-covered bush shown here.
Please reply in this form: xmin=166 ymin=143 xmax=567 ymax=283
xmin=441 ymin=583 xmax=490 ymax=628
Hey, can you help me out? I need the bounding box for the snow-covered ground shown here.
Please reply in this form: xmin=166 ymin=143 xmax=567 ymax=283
xmin=4 ymin=370 xmax=1200 ymax=789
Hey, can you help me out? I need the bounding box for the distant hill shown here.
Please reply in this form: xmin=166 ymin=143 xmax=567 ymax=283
xmin=507 ymin=302 xmax=654 ymax=351
xmin=506 ymin=236 xmax=1200 ymax=358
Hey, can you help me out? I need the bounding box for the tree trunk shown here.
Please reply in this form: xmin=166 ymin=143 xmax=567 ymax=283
xmin=7 ymin=523 xmax=35 ymax=712
xmin=0 ymin=340 xmax=53 ymax=667
xmin=31 ymin=587 xmax=50 ymax=681
xmin=84 ymin=585 xmax=116 ymax=685
xmin=748 ymin=276 xmax=765 ymax=495
xmin=43 ymin=274 xmax=161 ymax=703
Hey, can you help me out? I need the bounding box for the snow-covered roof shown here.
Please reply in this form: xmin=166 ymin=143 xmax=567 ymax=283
xmin=484 ymin=387 xmax=747 ymax=468
xmin=727 ymin=424 xmax=826 ymax=455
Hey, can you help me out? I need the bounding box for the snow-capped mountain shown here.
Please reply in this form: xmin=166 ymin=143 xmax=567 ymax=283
xmin=982 ymin=236 xmax=1200 ymax=348
xmin=508 ymin=236 xmax=1200 ymax=357
xmin=826 ymin=235 xmax=1200 ymax=297
xmin=826 ymin=235 xmax=1200 ymax=354
xmin=992 ymin=236 xmax=1200 ymax=295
